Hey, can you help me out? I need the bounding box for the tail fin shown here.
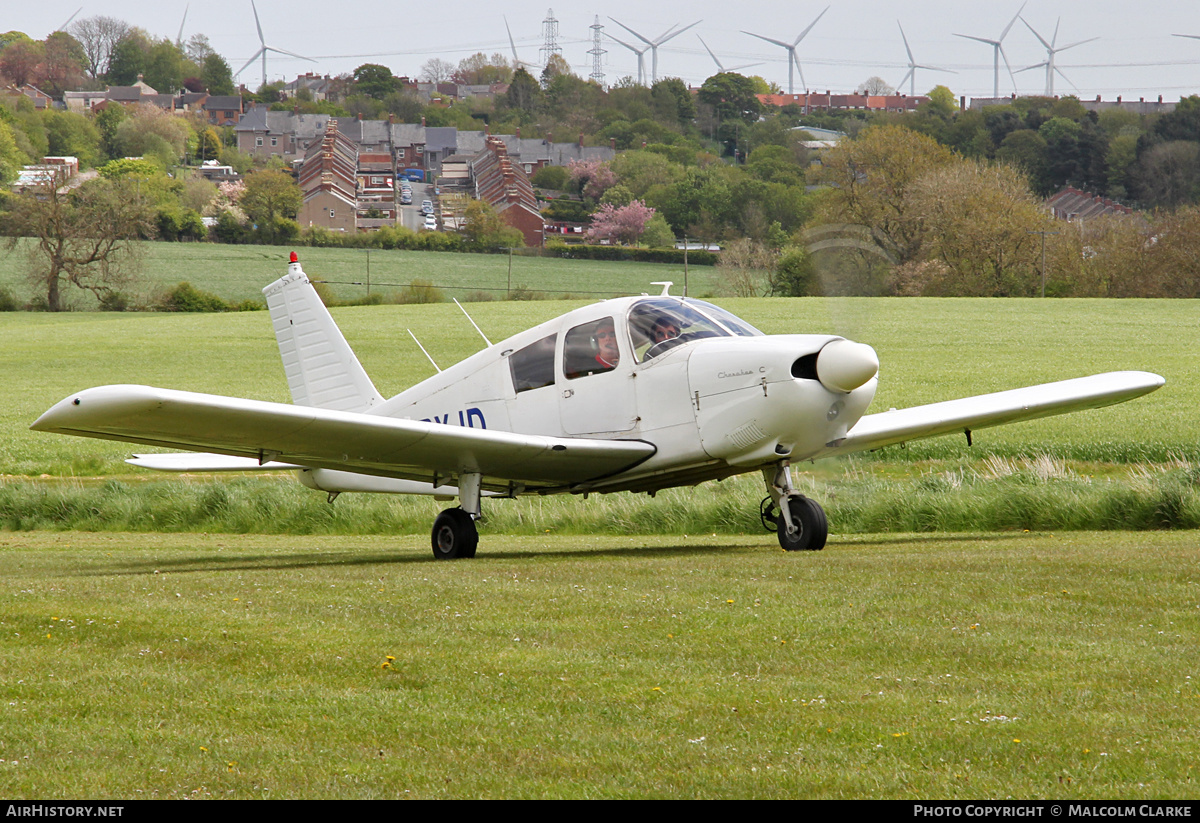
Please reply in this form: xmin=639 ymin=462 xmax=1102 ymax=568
xmin=263 ymin=257 xmax=382 ymax=412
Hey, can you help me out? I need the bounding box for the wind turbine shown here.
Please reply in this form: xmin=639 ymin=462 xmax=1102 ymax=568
xmin=1017 ymin=17 xmax=1098 ymax=96
xmin=742 ymin=6 xmax=829 ymax=95
xmin=954 ymin=1 xmax=1026 ymax=100
xmin=608 ymin=18 xmax=702 ymax=85
xmin=605 ymin=32 xmax=650 ymax=85
xmin=176 ymin=5 xmax=189 ymax=49
xmin=56 ymin=6 xmax=82 ymax=32
xmin=896 ymin=22 xmax=955 ymax=97
xmin=697 ymin=36 xmax=763 ymax=75
xmin=235 ymin=0 xmax=316 ymax=90
xmin=504 ymin=16 xmax=538 ymax=73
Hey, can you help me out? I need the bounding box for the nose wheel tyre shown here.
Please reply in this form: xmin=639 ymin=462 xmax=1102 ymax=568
xmin=432 ymin=507 xmax=479 ymax=559
xmin=776 ymin=496 xmax=827 ymax=552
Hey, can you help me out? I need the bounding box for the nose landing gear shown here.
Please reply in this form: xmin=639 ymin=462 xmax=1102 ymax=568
xmin=761 ymin=462 xmax=828 ymax=552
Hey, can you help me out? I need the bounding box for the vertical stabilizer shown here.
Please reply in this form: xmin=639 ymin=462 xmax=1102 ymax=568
xmin=263 ymin=257 xmax=382 ymax=412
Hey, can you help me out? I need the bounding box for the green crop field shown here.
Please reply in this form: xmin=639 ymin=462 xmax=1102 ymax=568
xmin=3 ymin=290 xmax=1194 ymax=476
xmin=0 ymin=241 xmax=718 ymax=308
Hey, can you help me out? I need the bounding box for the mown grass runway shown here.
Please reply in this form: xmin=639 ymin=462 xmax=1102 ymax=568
xmin=1 ymin=530 xmax=1197 ymax=799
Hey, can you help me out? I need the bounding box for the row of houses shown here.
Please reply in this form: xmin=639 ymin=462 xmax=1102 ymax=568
xmin=233 ymin=108 xmax=614 ymax=176
xmin=294 ymin=118 xmax=548 ymax=244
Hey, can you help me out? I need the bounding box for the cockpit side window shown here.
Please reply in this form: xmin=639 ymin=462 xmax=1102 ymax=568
xmin=563 ymin=317 xmax=620 ymax=379
xmin=509 ymin=333 xmax=557 ymax=393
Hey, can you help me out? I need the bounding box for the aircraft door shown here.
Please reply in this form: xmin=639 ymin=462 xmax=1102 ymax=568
xmin=558 ymin=316 xmax=637 ymax=434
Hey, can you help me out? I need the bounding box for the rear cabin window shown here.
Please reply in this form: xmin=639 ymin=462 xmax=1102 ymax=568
xmin=563 ymin=318 xmax=619 ymax=379
xmin=508 ymin=334 xmax=557 ymax=393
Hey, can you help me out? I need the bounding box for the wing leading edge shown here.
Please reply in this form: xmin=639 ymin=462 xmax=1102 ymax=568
xmin=817 ymin=371 xmax=1164 ymax=459
xmin=31 ymin=384 xmax=656 ymax=491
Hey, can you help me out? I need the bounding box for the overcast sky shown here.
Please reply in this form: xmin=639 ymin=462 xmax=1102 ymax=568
xmin=11 ymin=1 xmax=1200 ymax=102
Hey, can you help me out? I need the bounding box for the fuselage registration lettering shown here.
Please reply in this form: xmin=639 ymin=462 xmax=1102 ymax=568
xmin=422 ymin=408 xmax=486 ymax=428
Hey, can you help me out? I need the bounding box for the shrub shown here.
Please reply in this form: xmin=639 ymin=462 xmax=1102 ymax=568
xmin=158 ymin=281 xmax=230 ymax=312
xmin=396 ymin=279 xmax=444 ymax=304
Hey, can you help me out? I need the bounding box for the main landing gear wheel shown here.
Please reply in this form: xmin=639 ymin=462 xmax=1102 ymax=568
xmin=775 ymin=496 xmax=828 ymax=552
xmin=431 ymin=507 xmax=478 ymax=560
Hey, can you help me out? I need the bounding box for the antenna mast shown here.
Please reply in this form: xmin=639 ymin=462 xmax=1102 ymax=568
xmin=540 ymin=8 xmax=562 ymax=67
xmin=589 ymin=16 xmax=607 ymax=86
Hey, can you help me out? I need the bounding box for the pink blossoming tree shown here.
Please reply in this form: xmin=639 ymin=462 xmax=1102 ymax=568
xmin=585 ymin=200 xmax=657 ymax=245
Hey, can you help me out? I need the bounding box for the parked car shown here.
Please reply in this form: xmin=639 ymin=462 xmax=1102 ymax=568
xmin=421 ymin=200 xmax=434 ymax=215
xmin=423 ymin=215 xmax=437 ymax=230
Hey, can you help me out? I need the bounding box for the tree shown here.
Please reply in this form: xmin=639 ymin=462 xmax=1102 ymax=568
xmin=717 ymin=238 xmax=777 ymax=297
xmin=353 ymin=63 xmax=398 ymax=99
xmin=420 ymin=58 xmax=454 ymax=83
xmin=39 ymin=32 xmax=88 ymax=94
xmin=0 ymin=37 xmax=44 ymax=87
xmin=106 ymin=31 xmax=150 ymax=85
xmin=697 ymin=73 xmax=762 ymax=125
xmin=585 ymin=200 xmax=656 ymax=245
xmin=3 ymin=175 xmax=154 ymax=311
xmin=856 ymin=76 xmax=896 ymax=95
xmin=1133 ymin=141 xmax=1200 ymax=209
xmin=651 ymin=77 xmax=696 ymax=127
xmin=68 ymin=16 xmax=131 ymax=79
xmin=566 ymin=157 xmax=616 ymax=200
xmin=813 ymin=124 xmax=956 ymax=263
xmin=200 ymin=54 xmax=235 ymax=95
xmin=905 ymin=159 xmax=1050 ymax=296
xmin=240 ymin=169 xmax=301 ymax=243
xmin=453 ymin=53 xmax=511 ymax=85
xmin=503 ymin=67 xmax=542 ymax=115
xmin=460 ymin=199 xmax=523 ymax=249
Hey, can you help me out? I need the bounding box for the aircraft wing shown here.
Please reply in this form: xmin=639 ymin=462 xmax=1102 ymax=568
xmin=817 ymin=371 xmax=1164 ymax=458
xmin=32 ymin=384 xmax=656 ymax=490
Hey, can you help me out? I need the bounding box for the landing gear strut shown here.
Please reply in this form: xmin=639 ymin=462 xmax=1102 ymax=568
xmin=761 ymin=462 xmax=828 ymax=552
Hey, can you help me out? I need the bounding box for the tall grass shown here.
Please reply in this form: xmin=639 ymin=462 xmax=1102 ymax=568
xmin=5 ymin=460 xmax=1200 ymax=536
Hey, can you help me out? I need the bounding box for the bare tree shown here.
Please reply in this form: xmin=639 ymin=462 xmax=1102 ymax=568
xmin=4 ymin=174 xmax=155 ymax=311
xmin=68 ymin=16 xmax=131 ymax=79
xmin=420 ymin=58 xmax=455 ymax=84
xmin=856 ymin=76 xmax=897 ymax=95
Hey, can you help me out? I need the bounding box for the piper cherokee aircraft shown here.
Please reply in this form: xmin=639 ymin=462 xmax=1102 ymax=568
xmin=33 ymin=253 xmax=1164 ymax=559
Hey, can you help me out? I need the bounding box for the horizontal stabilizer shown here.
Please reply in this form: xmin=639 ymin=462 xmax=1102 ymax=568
xmin=821 ymin=371 xmax=1164 ymax=458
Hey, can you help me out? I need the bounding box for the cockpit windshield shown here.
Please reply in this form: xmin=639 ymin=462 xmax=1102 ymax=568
xmin=627 ymin=298 xmax=764 ymax=363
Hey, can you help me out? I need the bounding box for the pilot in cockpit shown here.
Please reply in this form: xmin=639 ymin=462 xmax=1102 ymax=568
xmin=650 ymin=316 xmax=680 ymax=344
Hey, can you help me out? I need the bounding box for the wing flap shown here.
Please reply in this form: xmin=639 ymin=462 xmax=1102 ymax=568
xmin=819 ymin=371 xmax=1165 ymax=458
xmin=33 ymin=385 xmax=656 ymax=487
xmin=127 ymin=453 xmax=301 ymax=472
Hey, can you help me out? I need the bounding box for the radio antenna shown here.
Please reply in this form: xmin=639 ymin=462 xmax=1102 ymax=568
xmin=453 ymin=298 xmax=493 ymax=347
xmin=407 ymin=329 xmax=441 ymax=373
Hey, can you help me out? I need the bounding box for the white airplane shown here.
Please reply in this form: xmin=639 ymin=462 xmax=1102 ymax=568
xmin=33 ymin=254 xmax=1164 ymax=559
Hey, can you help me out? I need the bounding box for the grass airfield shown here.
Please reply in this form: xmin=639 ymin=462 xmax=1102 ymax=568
xmin=2 ymin=530 xmax=1198 ymax=799
xmin=2 ymin=257 xmax=1200 ymax=798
